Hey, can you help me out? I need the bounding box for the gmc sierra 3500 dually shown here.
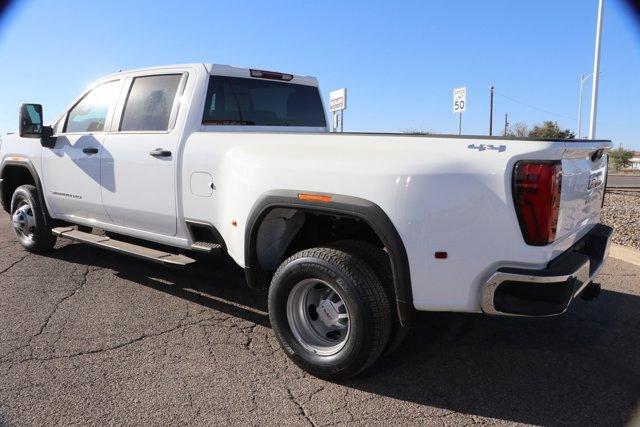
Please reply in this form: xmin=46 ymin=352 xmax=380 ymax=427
xmin=0 ymin=63 xmax=613 ymax=379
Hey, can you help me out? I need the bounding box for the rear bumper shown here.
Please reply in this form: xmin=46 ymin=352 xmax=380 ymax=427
xmin=481 ymin=224 xmax=613 ymax=316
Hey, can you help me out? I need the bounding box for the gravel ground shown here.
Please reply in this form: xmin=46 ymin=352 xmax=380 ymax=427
xmin=601 ymin=192 xmax=640 ymax=250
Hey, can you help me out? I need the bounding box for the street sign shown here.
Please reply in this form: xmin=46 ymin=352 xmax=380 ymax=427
xmin=453 ymin=87 xmax=466 ymax=113
xmin=329 ymin=88 xmax=347 ymax=112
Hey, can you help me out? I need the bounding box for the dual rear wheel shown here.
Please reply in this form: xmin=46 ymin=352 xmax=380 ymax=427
xmin=268 ymin=244 xmax=404 ymax=379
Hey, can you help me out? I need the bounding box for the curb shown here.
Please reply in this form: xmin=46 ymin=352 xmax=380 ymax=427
xmin=609 ymin=244 xmax=640 ymax=267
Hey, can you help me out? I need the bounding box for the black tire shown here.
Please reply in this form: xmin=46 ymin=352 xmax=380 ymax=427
xmin=268 ymin=247 xmax=392 ymax=379
xmin=329 ymin=240 xmax=408 ymax=356
xmin=10 ymin=184 xmax=57 ymax=253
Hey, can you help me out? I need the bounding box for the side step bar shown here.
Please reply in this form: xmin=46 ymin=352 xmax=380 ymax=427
xmin=52 ymin=227 xmax=196 ymax=267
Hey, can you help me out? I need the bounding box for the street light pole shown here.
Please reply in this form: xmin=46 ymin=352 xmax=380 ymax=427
xmin=578 ymin=73 xmax=592 ymax=139
xmin=588 ymin=0 xmax=605 ymax=139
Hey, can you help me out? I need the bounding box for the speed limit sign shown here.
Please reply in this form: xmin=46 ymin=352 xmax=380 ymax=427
xmin=453 ymin=87 xmax=466 ymax=113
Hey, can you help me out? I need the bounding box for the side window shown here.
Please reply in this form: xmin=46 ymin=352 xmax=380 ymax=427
xmin=120 ymin=74 xmax=182 ymax=132
xmin=64 ymin=80 xmax=120 ymax=133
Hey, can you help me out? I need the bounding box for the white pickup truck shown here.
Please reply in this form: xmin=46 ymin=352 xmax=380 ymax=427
xmin=0 ymin=63 xmax=613 ymax=379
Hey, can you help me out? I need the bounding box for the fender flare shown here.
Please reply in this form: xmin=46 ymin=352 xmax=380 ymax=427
xmin=244 ymin=190 xmax=416 ymax=326
xmin=0 ymin=158 xmax=52 ymax=227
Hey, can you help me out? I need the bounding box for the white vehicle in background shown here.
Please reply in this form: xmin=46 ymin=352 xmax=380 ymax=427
xmin=0 ymin=63 xmax=612 ymax=379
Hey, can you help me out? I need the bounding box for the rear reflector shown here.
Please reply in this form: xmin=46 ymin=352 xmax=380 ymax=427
xmin=250 ymin=69 xmax=294 ymax=81
xmin=512 ymin=161 xmax=562 ymax=246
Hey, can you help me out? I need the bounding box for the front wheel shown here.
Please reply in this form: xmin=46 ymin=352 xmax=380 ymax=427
xmin=268 ymin=247 xmax=392 ymax=379
xmin=10 ymin=185 xmax=56 ymax=253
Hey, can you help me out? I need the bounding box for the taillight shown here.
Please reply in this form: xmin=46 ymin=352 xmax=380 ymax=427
xmin=512 ymin=161 xmax=562 ymax=246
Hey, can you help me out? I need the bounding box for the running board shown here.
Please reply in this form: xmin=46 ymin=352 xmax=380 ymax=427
xmin=51 ymin=227 xmax=195 ymax=267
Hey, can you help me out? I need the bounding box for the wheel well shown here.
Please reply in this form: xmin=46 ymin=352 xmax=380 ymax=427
xmin=286 ymin=212 xmax=384 ymax=258
xmin=253 ymin=208 xmax=384 ymax=281
xmin=1 ymin=165 xmax=36 ymax=213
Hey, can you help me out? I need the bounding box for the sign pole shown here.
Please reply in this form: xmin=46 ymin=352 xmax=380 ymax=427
xmin=458 ymin=112 xmax=462 ymax=135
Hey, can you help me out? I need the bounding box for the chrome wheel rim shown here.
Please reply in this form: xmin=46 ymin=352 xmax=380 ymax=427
xmin=12 ymin=198 xmax=36 ymax=242
xmin=286 ymin=279 xmax=350 ymax=356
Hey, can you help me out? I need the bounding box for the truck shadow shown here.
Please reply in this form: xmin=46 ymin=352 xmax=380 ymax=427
xmin=46 ymin=242 xmax=640 ymax=426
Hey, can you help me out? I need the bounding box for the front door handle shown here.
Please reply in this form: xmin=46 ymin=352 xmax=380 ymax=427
xmin=149 ymin=148 xmax=172 ymax=157
xmin=82 ymin=147 xmax=99 ymax=155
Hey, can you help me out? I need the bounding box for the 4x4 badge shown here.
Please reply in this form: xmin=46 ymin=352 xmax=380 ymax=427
xmin=467 ymin=144 xmax=506 ymax=152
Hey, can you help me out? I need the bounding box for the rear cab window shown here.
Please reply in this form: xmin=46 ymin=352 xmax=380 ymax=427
xmin=202 ymin=76 xmax=326 ymax=128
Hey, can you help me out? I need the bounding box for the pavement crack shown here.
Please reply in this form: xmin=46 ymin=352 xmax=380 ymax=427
xmin=242 ymin=323 xmax=258 ymax=355
xmin=286 ymin=387 xmax=316 ymax=427
xmin=0 ymin=266 xmax=92 ymax=362
xmin=18 ymin=314 xmax=219 ymax=363
xmin=32 ymin=267 xmax=91 ymax=342
xmin=0 ymin=252 xmax=29 ymax=275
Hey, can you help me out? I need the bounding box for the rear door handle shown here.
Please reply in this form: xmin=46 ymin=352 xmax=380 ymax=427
xmin=82 ymin=147 xmax=99 ymax=155
xmin=149 ymin=148 xmax=172 ymax=157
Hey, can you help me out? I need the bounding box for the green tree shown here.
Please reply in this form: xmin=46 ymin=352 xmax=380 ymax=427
xmin=608 ymin=146 xmax=634 ymax=172
xmin=528 ymin=121 xmax=575 ymax=139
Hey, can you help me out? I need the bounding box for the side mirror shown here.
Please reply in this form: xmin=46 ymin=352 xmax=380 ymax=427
xmin=19 ymin=103 xmax=43 ymax=138
xmin=19 ymin=103 xmax=56 ymax=148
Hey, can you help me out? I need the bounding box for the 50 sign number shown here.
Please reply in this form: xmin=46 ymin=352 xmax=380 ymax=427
xmin=454 ymin=100 xmax=465 ymax=112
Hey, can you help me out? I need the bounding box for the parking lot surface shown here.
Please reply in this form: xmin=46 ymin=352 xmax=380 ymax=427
xmin=1 ymin=215 xmax=639 ymax=426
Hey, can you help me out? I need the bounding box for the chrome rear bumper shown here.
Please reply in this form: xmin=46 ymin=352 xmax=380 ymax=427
xmin=481 ymin=224 xmax=613 ymax=316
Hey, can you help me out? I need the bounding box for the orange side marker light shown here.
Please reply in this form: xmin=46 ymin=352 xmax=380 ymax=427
xmin=298 ymin=193 xmax=332 ymax=203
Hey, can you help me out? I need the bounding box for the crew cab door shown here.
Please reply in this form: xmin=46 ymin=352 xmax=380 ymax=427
xmin=100 ymin=70 xmax=190 ymax=236
xmin=42 ymin=79 xmax=123 ymax=221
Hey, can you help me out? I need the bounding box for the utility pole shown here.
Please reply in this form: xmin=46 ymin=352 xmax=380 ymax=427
xmin=589 ymin=0 xmax=604 ymax=139
xmin=489 ymin=85 xmax=495 ymax=136
xmin=503 ymin=113 xmax=509 ymax=136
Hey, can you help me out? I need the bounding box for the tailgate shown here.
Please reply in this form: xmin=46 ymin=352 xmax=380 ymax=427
xmin=556 ymin=141 xmax=612 ymax=241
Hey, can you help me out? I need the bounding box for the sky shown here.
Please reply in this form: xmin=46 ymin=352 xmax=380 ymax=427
xmin=0 ymin=0 xmax=639 ymax=149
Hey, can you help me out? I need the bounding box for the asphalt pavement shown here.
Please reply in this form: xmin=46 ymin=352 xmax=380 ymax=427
xmin=1 ymin=214 xmax=640 ymax=426
xmin=608 ymin=174 xmax=640 ymax=188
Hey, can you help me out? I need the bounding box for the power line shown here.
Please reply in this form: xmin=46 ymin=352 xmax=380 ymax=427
xmin=495 ymin=91 xmax=640 ymax=129
xmin=494 ymin=92 xmax=577 ymax=121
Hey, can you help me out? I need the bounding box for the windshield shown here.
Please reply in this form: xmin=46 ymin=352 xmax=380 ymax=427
xmin=202 ymin=76 xmax=326 ymax=127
